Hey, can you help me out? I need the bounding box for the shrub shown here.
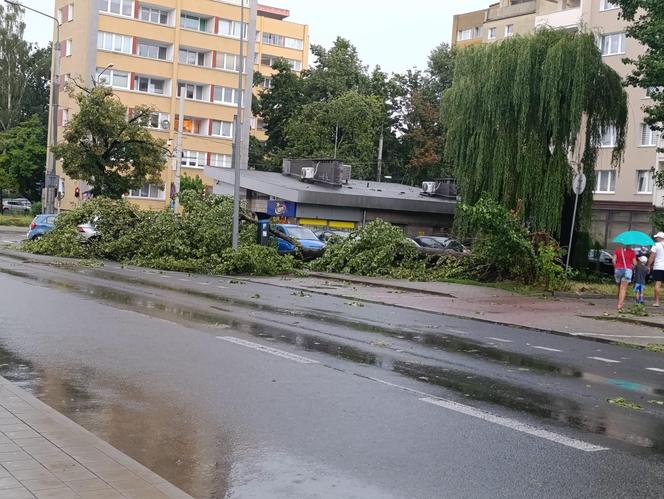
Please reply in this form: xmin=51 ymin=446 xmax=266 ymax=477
xmin=30 ymin=202 xmax=42 ymax=216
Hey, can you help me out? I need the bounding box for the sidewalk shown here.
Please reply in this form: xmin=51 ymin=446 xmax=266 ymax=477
xmin=0 ymin=377 xmax=191 ymax=499
xmin=245 ymin=273 xmax=664 ymax=348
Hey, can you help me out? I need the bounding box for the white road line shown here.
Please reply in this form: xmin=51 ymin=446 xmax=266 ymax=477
xmin=485 ymin=337 xmax=512 ymax=343
xmin=420 ymin=397 xmax=607 ymax=452
xmin=531 ymin=346 xmax=563 ymax=353
xmin=366 ymin=377 xmax=607 ymax=452
xmin=646 ymin=368 xmax=664 ymax=373
xmin=178 ymin=278 xmax=190 ymax=282
xmin=587 ymin=356 xmax=621 ymax=364
xmin=217 ymin=336 xmax=320 ymax=364
xmin=446 ymin=328 xmax=468 ymax=335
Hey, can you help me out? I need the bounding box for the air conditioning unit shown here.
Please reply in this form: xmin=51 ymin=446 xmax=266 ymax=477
xmin=422 ymin=181 xmax=436 ymax=194
xmin=301 ymin=167 xmax=315 ymax=180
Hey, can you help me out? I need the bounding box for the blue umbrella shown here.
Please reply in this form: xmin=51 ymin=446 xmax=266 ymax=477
xmin=612 ymin=231 xmax=654 ymax=247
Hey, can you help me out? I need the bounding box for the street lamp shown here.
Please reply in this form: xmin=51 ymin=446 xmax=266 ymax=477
xmin=95 ymin=63 xmax=115 ymax=85
xmin=3 ymin=0 xmax=60 ymax=215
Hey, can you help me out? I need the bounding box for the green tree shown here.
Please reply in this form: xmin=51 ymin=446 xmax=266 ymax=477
xmin=285 ymin=91 xmax=383 ymax=179
xmin=0 ymin=3 xmax=30 ymax=131
xmin=0 ymin=115 xmax=46 ymax=200
xmin=52 ymin=85 xmax=167 ymax=199
xmin=616 ymin=0 xmax=664 ymax=135
xmin=180 ymin=173 xmax=205 ymax=193
xmin=444 ymin=29 xmax=627 ymax=237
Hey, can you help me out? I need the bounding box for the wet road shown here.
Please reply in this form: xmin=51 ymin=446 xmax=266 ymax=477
xmin=0 ymin=251 xmax=663 ymax=498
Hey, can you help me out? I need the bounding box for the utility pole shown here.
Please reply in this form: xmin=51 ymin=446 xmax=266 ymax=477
xmin=7 ymin=1 xmax=61 ymax=214
xmin=173 ymin=91 xmax=185 ymax=212
xmin=377 ymin=128 xmax=384 ymax=182
xmin=333 ymin=122 xmax=339 ymax=159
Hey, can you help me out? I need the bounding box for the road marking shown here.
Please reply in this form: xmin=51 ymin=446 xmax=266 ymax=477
xmin=587 ymin=356 xmax=621 ymax=364
xmin=646 ymin=368 xmax=664 ymax=373
xmin=531 ymin=346 xmax=563 ymax=353
xmin=364 ymin=377 xmax=607 ymax=452
xmin=486 ymin=337 xmax=512 ymax=343
xmin=569 ymin=333 xmax=664 ymax=339
xmin=446 ymin=328 xmax=468 ymax=335
xmin=178 ymin=278 xmax=190 ymax=282
xmin=217 ymin=336 xmax=320 ymax=364
xmin=419 ymin=397 xmax=607 ymax=452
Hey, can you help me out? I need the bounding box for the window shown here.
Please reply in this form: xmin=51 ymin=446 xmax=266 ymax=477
xmin=97 ymin=32 xmax=131 ymax=54
xmin=139 ymin=6 xmax=169 ymax=25
xmin=210 ymin=120 xmax=234 ymax=138
xmin=488 ymin=27 xmax=496 ymax=40
xmin=215 ymin=52 xmax=243 ymax=71
xmin=99 ymin=0 xmax=133 ymax=17
xmin=637 ymin=170 xmax=653 ymax=194
xmin=135 ymin=75 xmax=166 ymax=95
xmin=600 ymin=126 xmax=617 ymax=148
xmin=640 ymin=123 xmax=661 ymax=146
xmin=285 ymin=37 xmax=304 ymax=50
xmin=178 ymin=82 xmax=206 ymax=101
xmin=505 ymin=25 xmax=514 ymax=37
xmin=64 ymin=39 xmax=72 ymax=56
xmin=601 ymin=33 xmax=625 ymax=55
xmin=147 ymin=112 xmax=170 ymax=130
xmin=261 ymin=54 xmax=300 ymax=71
xmin=181 ymin=13 xmax=210 ymax=32
xmin=261 ymin=77 xmax=272 ymax=89
xmin=62 ymin=109 xmax=69 ymax=125
xmin=181 ymin=150 xmax=207 ymax=168
xmin=137 ymin=40 xmax=169 ymax=60
xmin=594 ymin=170 xmax=616 ymax=193
xmin=210 ymin=153 xmax=232 ymax=168
xmin=263 ymin=32 xmax=284 ymax=46
xmin=58 ymin=4 xmax=74 ymax=23
xmin=96 ymin=68 xmax=130 ymax=89
xmin=128 ymin=183 xmax=164 ymax=199
xmin=601 ymin=0 xmax=619 ymax=10
xmin=213 ymin=86 xmax=239 ymax=105
xmin=457 ymin=29 xmax=472 ymax=41
xmin=218 ymin=19 xmax=247 ymax=37
xmin=474 ymin=27 xmax=481 ymax=38
xmin=179 ymin=48 xmax=206 ymax=66
xmin=174 ymin=116 xmax=204 ymax=135
xmin=646 ymin=87 xmax=662 ymax=99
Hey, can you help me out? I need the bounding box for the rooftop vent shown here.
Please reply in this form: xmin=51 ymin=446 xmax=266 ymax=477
xmin=421 ymin=178 xmax=458 ymax=199
xmin=282 ymin=159 xmax=351 ymax=187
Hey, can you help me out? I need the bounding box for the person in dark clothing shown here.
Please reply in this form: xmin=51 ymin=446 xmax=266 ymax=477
xmin=634 ymin=256 xmax=649 ymax=305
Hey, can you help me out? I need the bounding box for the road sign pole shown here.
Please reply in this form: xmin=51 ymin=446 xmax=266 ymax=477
xmin=566 ymin=191 xmax=579 ymax=272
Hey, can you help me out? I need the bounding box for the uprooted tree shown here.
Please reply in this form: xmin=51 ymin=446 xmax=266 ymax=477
xmin=52 ymin=85 xmax=167 ymax=199
xmin=443 ymin=29 xmax=628 ymax=238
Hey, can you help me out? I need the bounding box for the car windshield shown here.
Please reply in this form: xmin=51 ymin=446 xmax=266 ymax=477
xmin=285 ymin=227 xmax=319 ymax=240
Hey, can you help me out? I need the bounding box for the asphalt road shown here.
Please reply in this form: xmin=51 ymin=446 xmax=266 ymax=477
xmin=0 ymin=251 xmax=663 ymax=498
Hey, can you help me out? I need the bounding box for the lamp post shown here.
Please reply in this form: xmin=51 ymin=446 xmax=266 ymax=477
xmin=4 ymin=1 xmax=61 ymax=214
xmin=95 ymin=63 xmax=115 ymax=85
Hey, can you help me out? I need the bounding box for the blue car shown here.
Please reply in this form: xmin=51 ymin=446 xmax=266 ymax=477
xmin=27 ymin=214 xmax=58 ymax=241
xmin=273 ymin=224 xmax=325 ymax=258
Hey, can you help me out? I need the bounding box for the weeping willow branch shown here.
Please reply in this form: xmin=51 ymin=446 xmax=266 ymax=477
xmin=443 ymin=29 xmax=628 ymax=237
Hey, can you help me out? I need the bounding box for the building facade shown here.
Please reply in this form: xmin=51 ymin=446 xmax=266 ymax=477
xmin=452 ymin=0 xmax=663 ymax=247
xmin=51 ymin=0 xmax=309 ymax=211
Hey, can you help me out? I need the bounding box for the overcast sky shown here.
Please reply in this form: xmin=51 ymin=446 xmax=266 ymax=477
xmin=19 ymin=0 xmax=490 ymax=74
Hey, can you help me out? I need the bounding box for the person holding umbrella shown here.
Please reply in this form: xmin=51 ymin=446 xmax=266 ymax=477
xmin=612 ymin=231 xmax=653 ymax=311
xmin=648 ymin=232 xmax=664 ymax=307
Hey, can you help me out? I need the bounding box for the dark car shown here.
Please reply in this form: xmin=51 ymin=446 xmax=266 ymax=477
xmin=27 ymin=214 xmax=58 ymax=240
xmin=274 ymin=224 xmax=326 ymax=259
xmin=413 ymin=236 xmax=469 ymax=253
xmin=315 ymin=229 xmax=351 ymax=243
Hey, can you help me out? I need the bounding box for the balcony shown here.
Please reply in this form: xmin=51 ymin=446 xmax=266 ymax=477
xmin=535 ymin=7 xmax=582 ymax=29
xmin=487 ymin=1 xmax=536 ymax=21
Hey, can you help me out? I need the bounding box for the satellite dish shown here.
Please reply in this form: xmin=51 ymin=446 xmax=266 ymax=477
xmin=161 ymin=119 xmax=171 ymax=130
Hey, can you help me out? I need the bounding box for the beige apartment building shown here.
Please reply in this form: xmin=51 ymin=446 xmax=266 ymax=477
xmin=452 ymin=0 xmax=663 ymax=247
xmin=51 ymin=0 xmax=309 ymax=211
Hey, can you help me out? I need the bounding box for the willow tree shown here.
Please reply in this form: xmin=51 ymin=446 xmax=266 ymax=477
xmin=443 ymin=29 xmax=627 ymax=237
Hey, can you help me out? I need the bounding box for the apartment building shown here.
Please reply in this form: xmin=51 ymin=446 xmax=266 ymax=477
xmin=51 ymin=0 xmax=309 ymax=211
xmin=452 ymin=0 xmax=663 ymax=247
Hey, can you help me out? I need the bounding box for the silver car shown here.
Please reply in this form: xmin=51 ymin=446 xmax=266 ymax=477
xmin=2 ymin=198 xmax=31 ymax=215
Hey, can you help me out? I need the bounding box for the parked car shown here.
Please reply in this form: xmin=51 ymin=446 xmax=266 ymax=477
xmin=273 ymin=224 xmax=325 ymax=258
xmin=77 ymin=221 xmax=98 ymax=241
xmin=27 ymin=214 xmax=58 ymax=240
xmin=315 ymin=229 xmax=350 ymax=243
xmin=413 ymin=236 xmax=469 ymax=253
xmin=587 ymin=249 xmax=615 ymax=275
xmin=2 ymin=198 xmax=31 ymax=215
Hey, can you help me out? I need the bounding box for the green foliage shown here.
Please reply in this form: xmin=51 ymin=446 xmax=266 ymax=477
xmin=460 ymin=195 xmax=537 ymax=282
xmin=444 ymin=29 xmax=628 ymax=236
xmin=0 ymin=116 xmax=47 ymax=200
xmin=52 ymin=85 xmax=167 ymax=199
xmin=24 ymin=192 xmax=296 ymax=276
xmin=180 ymin=173 xmax=205 ymax=194
xmin=30 ymin=201 xmax=42 ymax=216
xmin=616 ymin=1 xmax=664 ymax=138
xmin=652 ymin=212 xmax=664 ymax=232
xmin=535 ymin=242 xmax=566 ymax=291
xmin=0 ymin=214 xmax=32 ymax=227
xmin=311 ymin=219 xmax=419 ymax=276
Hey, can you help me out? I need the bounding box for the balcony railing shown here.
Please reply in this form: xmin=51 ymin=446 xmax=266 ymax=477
xmin=487 ymin=1 xmax=536 ymax=21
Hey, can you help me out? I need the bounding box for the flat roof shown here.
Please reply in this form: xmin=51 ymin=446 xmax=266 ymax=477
xmin=257 ymin=4 xmax=290 ymax=20
xmin=205 ymin=169 xmax=456 ymax=215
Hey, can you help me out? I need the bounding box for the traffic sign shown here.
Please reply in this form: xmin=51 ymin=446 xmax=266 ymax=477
xmin=572 ymin=173 xmax=587 ymax=195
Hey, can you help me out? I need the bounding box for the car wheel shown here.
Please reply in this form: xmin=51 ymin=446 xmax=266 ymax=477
xmin=31 ymin=235 xmax=41 ymax=241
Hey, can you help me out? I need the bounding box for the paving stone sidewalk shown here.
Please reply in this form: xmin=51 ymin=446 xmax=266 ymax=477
xmin=0 ymin=376 xmax=191 ymax=499
xmin=246 ymin=273 xmax=664 ymax=348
